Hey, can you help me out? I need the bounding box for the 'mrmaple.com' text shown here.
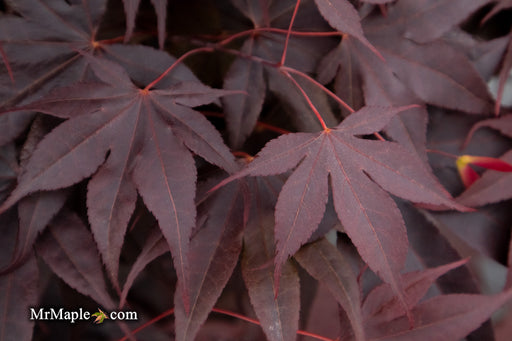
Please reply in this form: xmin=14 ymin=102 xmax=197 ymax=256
xmin=30 ymin=308 xmax=138 ymax=323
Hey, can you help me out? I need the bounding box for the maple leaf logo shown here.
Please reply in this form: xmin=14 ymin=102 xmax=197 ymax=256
xmin=92 ymin=309 xmax=109 ymax=324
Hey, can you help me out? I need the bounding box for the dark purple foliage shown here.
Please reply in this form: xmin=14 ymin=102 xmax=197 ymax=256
xmin=1 ymin=1 xmax=512 ymax=340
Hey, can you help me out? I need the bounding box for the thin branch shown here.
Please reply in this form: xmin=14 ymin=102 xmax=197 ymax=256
xmin=0 ymin=43 xmax=14 ymax=85
xmin=281 ymin=70 xmax=328 ymax=130
xmin=280 ymin=0 xmax=301 ymax=65
xmin=211 ymin=308 xmax=335 ymax=341
xmin=374 ymin=132 xmax=386 ymax=141
xmin=281 ymin=66 xmax=355 ymax=113
xmin=145 ymin=47 xmax=214 ymax=91
xmin=232 ymin=151 xmax=254 ymax=159
xmin=201 ymin=111 xmax=291 ymax=135
xmin=215 ymin=28 xmax=340 ymax=46
xmin=116 ymin=307 xmax=336 ymax=341
xmin=116 ymin=309 xmax=174 ymax=341
xmin=426 ymin=149 xmax=459 ymax=160
xmin=97 ymin=35 xmax=126 ymax=45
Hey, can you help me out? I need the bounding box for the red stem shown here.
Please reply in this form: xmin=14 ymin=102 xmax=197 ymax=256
xmin=116 ymin=307 xmax=335 ymax=341
xmin=256 ymin=121 xmax=291 ymax=135
xmin=280 ymin=0 xmax=302 ymax=65
xmin=216 ymin=46 xmax=280 ymax=68
xmin=218 ymin=30 xmax=258 ymax=46
xmin=202 ymin=111 xmax=291 ymax=135
xmin=281 ymin=70 xmax=328 ymax=130
xmin=97 ymin=36 xmax=126 ymax=45
xmin=116 ymin=309 xmax=174 ymax=341
xmin=232 ymin=151 xmax=254 ymax=159
xmin=379 ymin=4 xmax=388 ymax=17
xmin=217 ymin=28 xmax=340 ymax=46
xmin=259 ymin=27 xmax=341 ymax=37
xmin=0 ymin=43 xmax=14 ymax=85
xmin=374 ymin=132 xmax=386 ymax=141
xmin=282 ymin=66 xmax=355 ymax=113
xmin=210 ymin=308 xmax=335 ymax=341
xmin=145 ymin=47 xmax=214 ymax=91
xmin=426 ymin=149 xmax=459 ymax=160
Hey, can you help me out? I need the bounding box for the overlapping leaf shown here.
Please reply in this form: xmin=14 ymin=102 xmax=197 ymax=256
xmin=0 ymin=254 xmax=38 ymax=341
xmin=295 ymin=238 xmax=364 ymax=341
xmin=1 ymin=117 xmax=68 ymax=275
xmin=223 ymin=37 xmax=266 ymax=148
xmin=1 ymin=0 xmax=511 ymax=340
xmin=120 ymin=227 xmax=168 ymax=308
xmin=218 ymin=105 xmax=466 ymax=315
xmin=36 ymin=210 xmax=136 ymax=339
xmin=242 ymin=176 xmax=300 ymax=341
xmin=367 ymin=289 xmax=512 ymax=341
xmin=444 ymin=30 xmax=511 ymax=81
xmin=174 ymin=177 xmax=247 ymax=341
xmin=36 ymin=210 xmax=115 ymax=308
xmin=362 ymin=1 xmax=494 ymax=114
xmin=494 ymin=35 xmax=512 ymax=115
xmin=304 ymin=282 xmax=342 ymax=340
xmin=319 ymin=36 xmax=429 ymax=161
xmin=382 ymin=0 xmax=492 ymax=44
xmin=363 ymin=259 xmax=468 ymax=324
xmin=222 ymin=0 xmax=336 ymax=144
xmin=0 ymin=56 xmax=237 ymax=308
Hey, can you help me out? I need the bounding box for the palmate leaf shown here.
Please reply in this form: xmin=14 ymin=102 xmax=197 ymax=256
xmin=367 ymin=289 xmax=512 ymax=341
xmin=382 ymin=0 xmax=492 ymax=44
xmin=363 ymin=259 xmax=468 ymax=325
xmin=319 ymin=36 xmax=430 ymax=161
xmin=217 ymin=105 xmax=466 ymax=316
xmin=0 ymin=56 xmax=237 ymax=309
xmin=223 ymin=0 xmax=337 ymax=144
xmin=0 ymin=0 xmax=107 ymax=144
xmin=0 ymin=1 xmax=185 ymax=145
xmin=362 ymin=0 xmax=494 ymax=115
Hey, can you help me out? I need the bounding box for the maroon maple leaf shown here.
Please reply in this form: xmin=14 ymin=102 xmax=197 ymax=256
xmin=0 ymin=0 xmax=108 ymax=144
xmin=0 ymin=55 xmax=237 ymax=309
xmin=215 ymin=105 xmax=466 ymax=315
xmin=361 ymin=0 xmax=494 ymax=115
